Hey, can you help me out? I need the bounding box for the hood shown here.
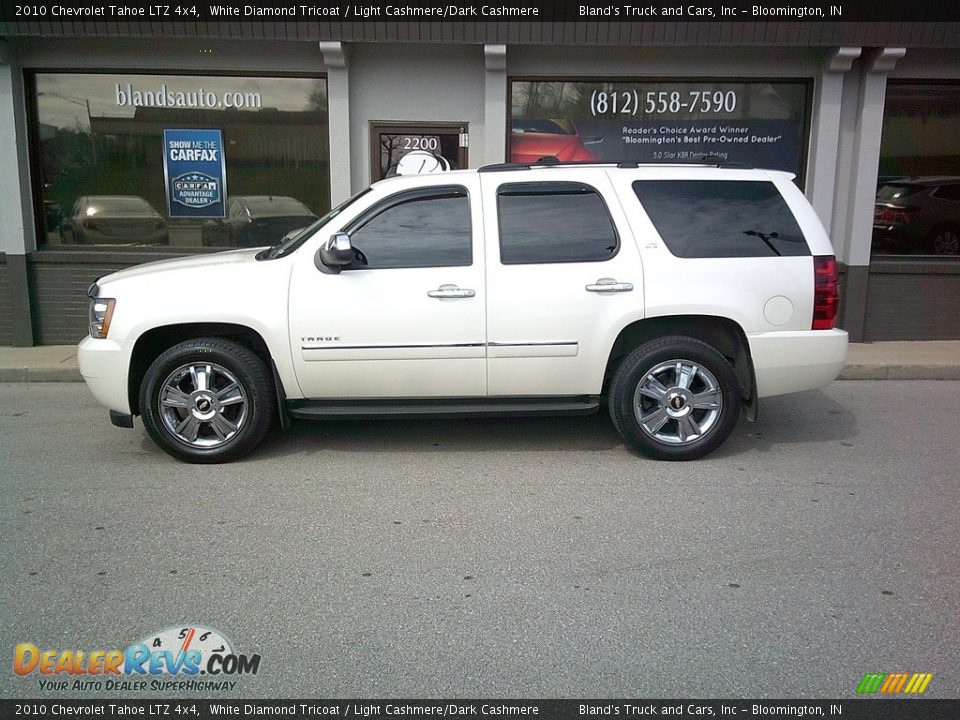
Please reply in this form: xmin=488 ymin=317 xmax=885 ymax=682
xmin=98 ymin=248 xmax=265 ymax=289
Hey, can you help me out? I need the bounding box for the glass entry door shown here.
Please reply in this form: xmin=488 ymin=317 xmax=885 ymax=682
xmin=370 ymin=122 xmax=468 ymax=182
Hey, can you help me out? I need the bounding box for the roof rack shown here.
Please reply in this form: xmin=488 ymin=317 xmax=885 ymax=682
xmin=478 ymin=157 xmax=755 ymax=172
xmin=477 ymin=159 xmax=642 ymax=173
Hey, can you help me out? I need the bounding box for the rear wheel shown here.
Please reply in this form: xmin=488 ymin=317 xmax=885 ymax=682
xmin=928 ymin=225 xmax=960 ymax=256
xmin=609 ymin=336 xmax=740 ymax=461
xmin=140 ymin=338 xmax=275 ymax=463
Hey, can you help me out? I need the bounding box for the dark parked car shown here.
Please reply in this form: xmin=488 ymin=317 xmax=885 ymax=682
xmin=510 ymin=119 xmax=601 ymax=164
xmin=872 ymin=177 xmax=960 ymax=256
xmin=201 ymin=196 xmax=318 ymax=248
xmin=59 ymin=196 xmax=168 ymax=246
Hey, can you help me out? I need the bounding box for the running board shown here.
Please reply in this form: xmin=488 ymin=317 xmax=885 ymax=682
xmin=286 ymin=396 xmax=601 ymax=420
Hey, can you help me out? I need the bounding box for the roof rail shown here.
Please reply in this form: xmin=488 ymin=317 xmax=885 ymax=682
xmin=477 ymin=162 xmax=531 ymax=173
xmin=477 ymin=158 xmax=757 ymax=172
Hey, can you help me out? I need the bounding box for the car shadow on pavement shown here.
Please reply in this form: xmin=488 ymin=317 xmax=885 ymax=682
xmin=716 ymin=388 xmax=858 ymax=458
xmin=238 ymin=388 xmax=858 ymax=460
xmin=253 ymin=411 xmax=625 ymax=457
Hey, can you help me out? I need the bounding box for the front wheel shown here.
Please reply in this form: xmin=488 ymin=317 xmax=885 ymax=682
xmin=609 ymin=336 xmax=741 ymax=461
xmin=140 ymin=338 xmax=275 ymax=463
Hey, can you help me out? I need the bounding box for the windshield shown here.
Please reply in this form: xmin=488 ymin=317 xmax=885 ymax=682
xmin=259 ymin=188 xmax=372 ymax=260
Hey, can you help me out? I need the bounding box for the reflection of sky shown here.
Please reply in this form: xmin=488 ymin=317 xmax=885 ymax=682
xmin=634 ymin=181 xmax=809 ymax=258
xmin=499 ymin=192 xmax=617 ymax=263
xmin=36 ymin=73 xmax=325 ymax=130
xmin=351 ymin=196 xmax=472 ymax=268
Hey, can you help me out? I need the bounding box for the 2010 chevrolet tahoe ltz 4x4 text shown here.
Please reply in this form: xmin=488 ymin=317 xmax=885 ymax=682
xmin=79 ymin=162 xmax=848 ymax=463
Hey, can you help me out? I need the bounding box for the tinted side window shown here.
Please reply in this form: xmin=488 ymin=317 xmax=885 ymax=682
xmin=346 ymin=187 xmax=471 ymax=269
xmin=498 ymin=182 xmax=619 ymax=264
xmin=632 ymin=180 xmax=810 ymax=258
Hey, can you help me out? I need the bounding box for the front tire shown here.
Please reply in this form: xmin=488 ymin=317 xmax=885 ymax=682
xmin=609 ymin=336 xmax=741 ymax=461
xmin=140 ymin=338 xmax=275 ymax=463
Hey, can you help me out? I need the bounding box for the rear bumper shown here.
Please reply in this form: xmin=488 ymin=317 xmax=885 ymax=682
xmin=748 ymin=329 xmax=848 ymax=398
xmin=78 ymin=335 xmax=134 ymax=415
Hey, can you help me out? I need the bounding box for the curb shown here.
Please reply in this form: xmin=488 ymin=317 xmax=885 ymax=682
xmin=839 ymin=365 xmax=960 ymax=381
xmin=0 ymin=368 xmax=84 ymax=382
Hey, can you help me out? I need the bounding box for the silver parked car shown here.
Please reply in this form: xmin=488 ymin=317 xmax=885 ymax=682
xmin=59 ymin=196 xmax=169 ymax=246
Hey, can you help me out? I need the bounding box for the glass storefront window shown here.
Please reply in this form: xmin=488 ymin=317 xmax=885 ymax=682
xmin=509 ymin=79 xmax=810 ymax=180
xmin=33 ymin=73 xmax=329 ymax=250
xmin=874 ymin=83 xmax=960 ymax=258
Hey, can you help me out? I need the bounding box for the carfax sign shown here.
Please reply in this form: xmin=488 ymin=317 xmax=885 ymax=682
xmin=163 ymin=129 xmax=227 ymax=218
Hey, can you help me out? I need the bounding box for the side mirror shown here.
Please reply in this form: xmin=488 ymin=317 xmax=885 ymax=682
xmin=319 ymin=232 xmax=355 ymax=268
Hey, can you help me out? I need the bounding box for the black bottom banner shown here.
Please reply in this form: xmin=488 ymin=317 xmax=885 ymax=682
xmin=1 ymin=699 xmax=958 ymax=720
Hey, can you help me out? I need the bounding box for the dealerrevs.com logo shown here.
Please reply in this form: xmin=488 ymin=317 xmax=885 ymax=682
xmin=14 ymin=625 xmax=261 ymax=692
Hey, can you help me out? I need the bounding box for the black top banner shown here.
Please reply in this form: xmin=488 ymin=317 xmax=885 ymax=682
xmin=2 ymin=699 xmax=960 ymax=720
xmin=3 ymin=0 xmax=960 ymax=23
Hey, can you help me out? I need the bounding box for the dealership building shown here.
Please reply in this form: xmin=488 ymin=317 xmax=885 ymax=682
xmin=0 ymin=19 xmax=958 ymax=346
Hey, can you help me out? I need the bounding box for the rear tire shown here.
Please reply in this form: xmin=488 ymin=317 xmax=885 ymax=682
xmin=927 ymin=225 xmax=960 ymax=256
xmin=609 ymin=336 xmax=740 ymax=461
xmin=140 ymin=338 xmax=275 ymax=463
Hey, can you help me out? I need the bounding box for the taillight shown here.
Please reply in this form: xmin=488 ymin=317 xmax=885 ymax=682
xmin=874 ymin=205 xmax=919 ymax=225
xmin=812 ymin=255 xmax=838 ymax=330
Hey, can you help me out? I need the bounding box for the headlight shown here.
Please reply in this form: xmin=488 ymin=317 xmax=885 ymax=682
xmin=89 ymin=298 xmax=116 ymax=339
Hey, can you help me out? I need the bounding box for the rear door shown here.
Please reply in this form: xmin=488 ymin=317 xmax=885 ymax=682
xmin=480 ymin=170 xmax=644 ymax=397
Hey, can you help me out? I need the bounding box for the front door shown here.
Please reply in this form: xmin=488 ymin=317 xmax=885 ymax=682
xmin=370 ymin=122 xmax=468 ymax=182
xmin=288 ymin=176 xmax=486 ymax=399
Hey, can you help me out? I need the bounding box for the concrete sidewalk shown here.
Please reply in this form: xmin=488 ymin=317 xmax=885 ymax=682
xmin=1 ymin=341 xmax=960 ymax=382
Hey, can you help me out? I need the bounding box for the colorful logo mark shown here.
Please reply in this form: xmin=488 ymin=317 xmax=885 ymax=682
xmin=13 ymin=625 xmax=259 ymax=678
xmin=857 ymin=672 xmax=933 ymax=694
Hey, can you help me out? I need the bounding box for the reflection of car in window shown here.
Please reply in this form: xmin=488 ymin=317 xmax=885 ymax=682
xmin=872 ymin=177 xmax=960 ymax=256
xmin=201 ymin=196 xmax=318 ymax=248
xmin=59 ymin=196 xmax=168 ymax=246
xmin=510 ymin=118 xmax=601 ymax=164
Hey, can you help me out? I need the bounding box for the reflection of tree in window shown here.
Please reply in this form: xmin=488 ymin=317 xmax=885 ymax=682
xmin=379 ymin=134 xmax=404 ymax=178
xmin=513 ymin=82 xmax=588 ymax=119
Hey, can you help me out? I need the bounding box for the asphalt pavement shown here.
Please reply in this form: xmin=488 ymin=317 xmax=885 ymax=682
xmin=0 ymin=381 xmax=958 ymax=700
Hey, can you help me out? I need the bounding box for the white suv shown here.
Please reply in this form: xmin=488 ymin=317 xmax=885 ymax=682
xmin=78 ymin=162 xmax=848 ymax=463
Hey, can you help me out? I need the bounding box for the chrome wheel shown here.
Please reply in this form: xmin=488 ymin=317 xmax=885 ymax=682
xmin=633 ymin=359 xmax=723 ymax=446
xmin=158 ymin=362 xmax=248 ymax=449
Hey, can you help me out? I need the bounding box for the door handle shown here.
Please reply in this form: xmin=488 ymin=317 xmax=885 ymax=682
xmin=586 ymin=278 xmax=634 ymax=293
xmin=427 ymin=284 xmax=476 ymax=299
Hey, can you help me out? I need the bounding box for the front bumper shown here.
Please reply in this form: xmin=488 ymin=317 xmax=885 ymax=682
xmin=748 ymin=329 xmax=849 ymax=399
xmin=78 ymin=335 xmax=134 ymax=415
